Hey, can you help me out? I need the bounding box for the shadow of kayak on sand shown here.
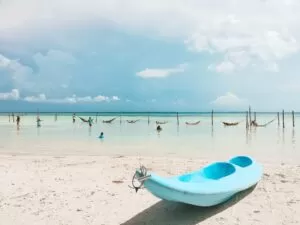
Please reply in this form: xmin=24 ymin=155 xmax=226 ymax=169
xmin=121 ymin=185 xmax=256 ymax=225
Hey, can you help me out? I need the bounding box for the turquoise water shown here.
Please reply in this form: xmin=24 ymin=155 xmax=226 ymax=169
xmin=0 ymin=112 xmax=299 ymax=162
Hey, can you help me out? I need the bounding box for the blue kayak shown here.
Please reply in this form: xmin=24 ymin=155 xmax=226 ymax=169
xmin=134 ymin=156 xmax=262 ymax=207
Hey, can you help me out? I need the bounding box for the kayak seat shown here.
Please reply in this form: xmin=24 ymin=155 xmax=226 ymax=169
xmin=178 ymin=162 xmax=236 ymax=182
xmin=229 ymin=156 xmax=253 ymax=168
xmin=201 ymin=162 xmax=236 ymax=180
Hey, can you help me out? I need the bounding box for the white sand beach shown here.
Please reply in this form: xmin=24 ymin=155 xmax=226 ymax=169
xmin=3 ymin=0 xmax=300 ymax=223
xmin=0 ymin=154 xmax=299 ymax=225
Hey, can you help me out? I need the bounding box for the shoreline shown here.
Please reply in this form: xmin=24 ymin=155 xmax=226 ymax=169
xmin=0 ymin=154 xmax=299 ymax=224
xmin=0 ymin=153 xmax=299 ymax=165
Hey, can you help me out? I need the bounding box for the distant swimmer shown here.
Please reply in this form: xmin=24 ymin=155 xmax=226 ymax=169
xmin=99 ymin=132 xmax=104 ymax=139
xmin=156 ymin=125 xmax=162 ymax=132
xmin=72 ymin=113 xmax=76 ymax=123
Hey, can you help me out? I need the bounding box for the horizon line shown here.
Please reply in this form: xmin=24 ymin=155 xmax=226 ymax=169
xmin=0 ymin=111 xmax=297 ymax=114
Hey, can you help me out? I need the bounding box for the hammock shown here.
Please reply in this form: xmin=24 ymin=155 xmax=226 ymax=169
xmin=103 ymin=117 xmax=117 ymax=123
xmin=127 ymin=119 xmax=139 ymax=124
xmin=251 ymin=118 xmax=275 ymax=127
xmin=185 ymin=121 xmax=200 ymax=125
xmin=222 ymin=121 xmax=239 ymax=126
xmin=156 ymin=121 xmax=168 ymax=125
xmin=79 ymin=117 xmax=89 ymax=123
xmin=222 ymin=119 xmax=244 ymax=126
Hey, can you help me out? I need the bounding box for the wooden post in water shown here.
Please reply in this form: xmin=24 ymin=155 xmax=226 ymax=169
xmin=254 ymin=112 xmax=256 ymax=121
xmin=211 ymin=110 xmax=214 ymax=126
xmin=246 ymin=111 xmax=249 ymax=129
xmin=277 ymin=112 xmax=280 ymax=126
xmin=177 ymin=112 xmax=179 ymax=126
xmin=282 ymin=110 xmax=285 ymax=129
xmin=292 ymin=110 xmax=295 ymax=128
xmin=120 ymin=113 xmax=122 ymax=124
xmin=249 ymin=106 xmax=252 ymax=126
xmin=148 ymin=113 xmax=150 ymax=125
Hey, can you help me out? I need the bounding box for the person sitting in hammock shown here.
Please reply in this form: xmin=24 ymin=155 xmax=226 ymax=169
xmin=72 ymin=113 xmax=76 ymax=123
xmin=251 ymin=120 xmax=258 ymax=126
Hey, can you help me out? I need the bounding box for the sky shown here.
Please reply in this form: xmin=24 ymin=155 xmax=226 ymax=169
xmin=1 ymin=0 xmax=300 ymax=112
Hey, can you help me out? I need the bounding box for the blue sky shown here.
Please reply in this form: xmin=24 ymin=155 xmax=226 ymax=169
xmin=1 ymin=0 xmax=300 ymax=112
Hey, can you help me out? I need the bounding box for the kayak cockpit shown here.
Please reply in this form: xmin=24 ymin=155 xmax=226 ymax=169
xmin=229 ymin=156 xmax=253 ymax=168
xmin=178 ymin=162 xmax=236 ymax=183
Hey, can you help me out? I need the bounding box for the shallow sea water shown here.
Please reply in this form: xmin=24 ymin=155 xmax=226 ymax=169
xmin=0 ymin=112 xmax=299 ymax=163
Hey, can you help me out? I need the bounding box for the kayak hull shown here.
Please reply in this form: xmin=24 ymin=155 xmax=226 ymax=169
xmin=140 ymin=156 xmax=262 ymax=207
xmin=144 ymin=180 xmax=236 ymax=206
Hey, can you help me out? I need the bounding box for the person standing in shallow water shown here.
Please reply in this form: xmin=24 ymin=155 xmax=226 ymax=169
xmin=156 ymin=125 xmax=162 ymax=132
xmin=72 ymin=113 xmax=76 ymax=123
xmin=16 ymin=115 xmax=20 ymax=128
xmin=37 ymin=116 xmax=42 ymax=127
xmin=88 ymin=117 xmax=93 ymax=127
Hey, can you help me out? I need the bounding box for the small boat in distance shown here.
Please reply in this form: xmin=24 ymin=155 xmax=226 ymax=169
xmin=185 ymin=121 xmax=200 ymax=125
xmin=132 ymin=156 xmax=262 ymax=207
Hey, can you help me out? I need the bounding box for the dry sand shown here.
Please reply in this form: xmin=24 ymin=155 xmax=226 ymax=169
xmin=0 ymin=155 xmax=300 ymax=225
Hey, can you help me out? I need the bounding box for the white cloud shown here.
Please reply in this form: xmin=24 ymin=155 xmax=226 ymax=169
xmin=93 ymin=95 xmax=110 ymax=102
xmin=209 ymin=61 xmax=236 ymax=73
xmin=0 ymin=54 xmax=11 ymax=68
xmin=33 ymin=50 xmax=77 ymax=65
xmin=0 ymin=54 xmax=33 ymax=88
xmin=23 ymin=93 xmax=120 ymax=104
xmin=211 ymin=92 xmax=248 ymax=108
xmin=0 ymin=89 xmax=20 ymax=100
xmin=24 ymin=93 xmax=46 ymax=102
xmin=77 ymin=96 xmax=93 ymax=102
xmin=1 ymin=1 xmax=300 ymax=72
xmin=111 ymin=96 xmax=120 ymax=101
xmin=0 ymin=50 xmax=76 ymax=93
xmin=137 ymin=63 xmax=187 ymax=78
